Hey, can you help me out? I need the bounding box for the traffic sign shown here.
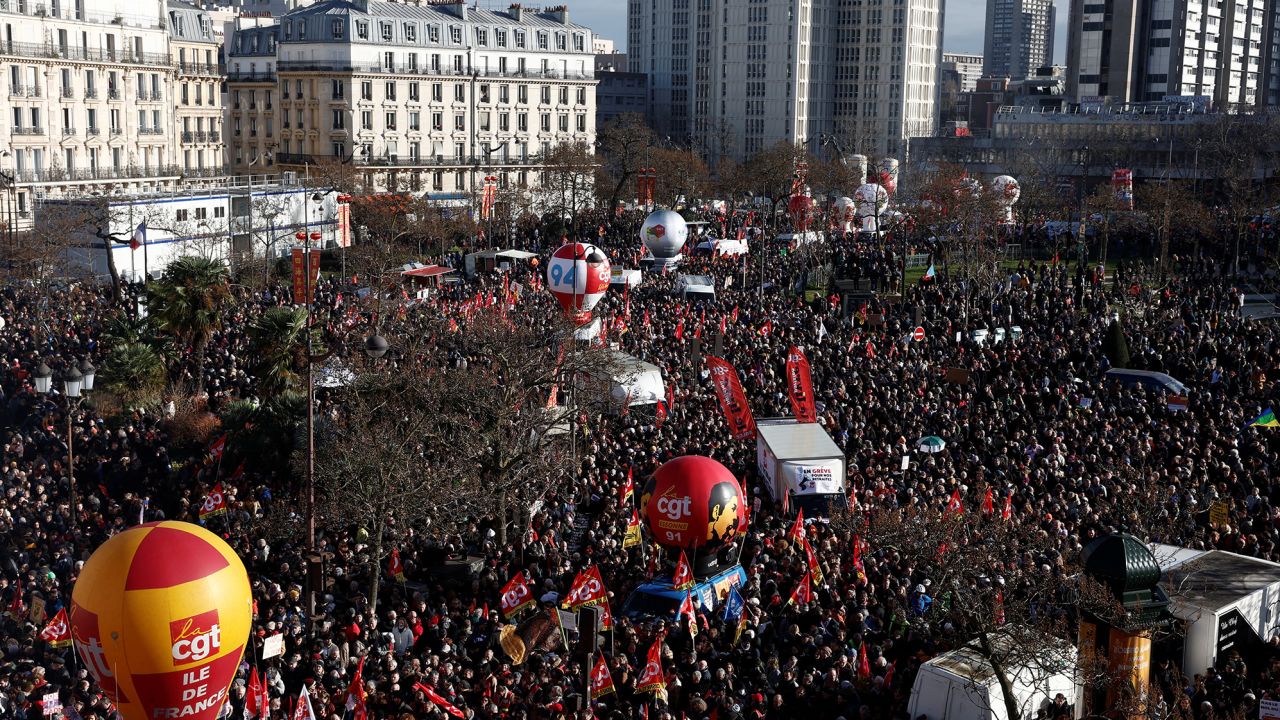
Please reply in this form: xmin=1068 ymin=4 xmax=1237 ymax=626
xmin=913 ymin=326 xmax=926 ymax=342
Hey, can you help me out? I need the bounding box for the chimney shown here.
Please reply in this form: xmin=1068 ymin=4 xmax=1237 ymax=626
xmin=437 ymin=0 xmax=466 ymax=19
xmin=545 ymin=4 xmax=568 ymax=24
xmin=508 ymin=3 xmax=522 ymax=21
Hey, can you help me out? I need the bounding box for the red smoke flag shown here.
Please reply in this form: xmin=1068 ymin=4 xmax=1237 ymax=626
xmin=635 ymin=636 xmax=666 ymax=694
xmin=623 ymin=509 xmax=643 ymax=548
xmin=413 ymin=683 xmax=465 ymax=718
xmin=1001 ymin=492 xmax=1013 ymax=521
xmin=388 ymin=548 xmax=405 ymax=582
xmin=946 ymin=488 xmax=964 ymax=515
xmin=803 ymin=537 xmax=824 ymax=585
xmin=344 ymin=657 xmax=368 ymax=720
xmin=589 ymin=653 xmax=616 ymax=700
xmin=981 ymin=487 xmax=995 ymax=516
xmin=788 ymin=508 xmax=805 ymax=545
xmin=676 ymin=592 xmax=698 ymax=640
xmin=621 ymin=468 xmax=634 ymax=507
xmin=787 ymin=571 xmax=813 ymax=606
xmin=499 ymin=572 xmax=536 ymax=619
xmin=199 ymin=482 xmax=228 ymax=520
xmin=563 ymin=565 xmax=608 ymax=610
xmin=39 ymin=608 xmax=72 ymax=648
xmin=673 ymin=550 xmax=695 ymax=591
xmin=857 ymin=643 xmax=871 ymax=681
xmin=704 ymin=356 xmax=757 ymax=440
xmin=785 ymin=346 xmax=818 ymax=423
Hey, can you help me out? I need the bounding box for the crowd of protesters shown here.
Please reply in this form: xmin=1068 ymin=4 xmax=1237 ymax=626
xmin=0 ymin=204 xmax=1278 ymax=720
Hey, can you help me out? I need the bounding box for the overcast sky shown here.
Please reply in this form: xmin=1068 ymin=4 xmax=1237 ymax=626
xmin=572 ymin=0 xmax=1069 ymax=65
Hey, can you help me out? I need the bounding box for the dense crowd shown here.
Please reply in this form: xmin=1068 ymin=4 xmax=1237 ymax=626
xmin=0 ymin=206 xmax=1278 ymax=720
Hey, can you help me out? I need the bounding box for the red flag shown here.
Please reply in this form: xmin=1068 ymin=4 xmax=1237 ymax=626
xmin=6 ymin=577 xmax=23 ymax=619
xmin=635 ymin=636 xmax=666 ymax=694
xmin=994 ymin=590 xmax=1006 ymax=625
xmin=693 ymin=323 xmax=702 ymax=340
xmin=673 ymin=550 xmax=695 ymax=591
xmin=562 ymin=565 xmax=608 ymax=611
xmin=676 ymin=592 xmax=698 ymax=640
xmin=666 ymin=383 xmax=675 ymax=413
xmin=499 ymin=572 xmax=536 ymax=619
xmin=39 ymin=608 xmax=72 ymax=648
xmin=787 ymin=572 xmax=812 ymax=606
xmin=247 ymin=668 xmax=264 ymax=719
xmin=199 ymin=482 xmax=228 ymax=520
xmin=719 ymin=315 xmax=727 ymax=336
xmin=852 ymin=535 xmax=867 ymax=584
xmin=981 ymin=487 xmax=994 ymax=516
xmin=758 ymin=320 xmax=772 ymax=337
xmin=704 ymin=356 xmax=757 ymax=440
xmin=857 ymin=643 xmax=871 ymax=681
xmin=589 ymin=653 xmax=616 ymax=700
xmin=643 ymin=309 xmax=651 ymax=327
xmin=655 ymin=401 xmax=668 ymax=428
xmin=883 ymin=660 xmax=897 ymax=687
xmin=864 ymin=339 xmax=876 ymax=359
xmin=785 ymin=346 xmax=818 ymax=423
xmin=413 ymin=683 xmax=465 ymax=718
xmin=1001 ymin=492 xmax=1013 ymax=521
xmin=946 ymin=489 xmax=963 ymax=515
xmin=207 ymin=433 xmax=227 ymax=460
xmin=803 ymin=537 xmax=824 ymax=585
xmin=292 ymin=686 xmax=316 ymax=720
xmin=674 ymin=319 xmax=685 ymax=340
xmin=344 ymin=657 xmax=367 ymax=720
xmin=388 ymin=548 xmax=405 ymax=581
xmin=621 ymin=468 xmax=634 ymax=507
xmin=788 ymin=508 xmax=805 ymax=545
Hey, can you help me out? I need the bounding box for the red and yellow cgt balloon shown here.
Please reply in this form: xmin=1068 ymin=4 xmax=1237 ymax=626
xmin=71 ymin=521 xmax=252 ymax=720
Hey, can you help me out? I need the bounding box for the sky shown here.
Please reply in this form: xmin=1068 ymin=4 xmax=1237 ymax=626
xmin=570 ymin=0 xmax=1069 ymax=66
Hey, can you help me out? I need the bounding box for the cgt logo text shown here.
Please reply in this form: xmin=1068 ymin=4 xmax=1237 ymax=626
xmin=170 ymin=610 xmax=222 ymax=666
xmin=656 ymin=491 xmax=692 ymax=521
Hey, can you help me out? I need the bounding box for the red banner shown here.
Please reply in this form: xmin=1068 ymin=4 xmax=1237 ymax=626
xmin=673 ymin=550 xmax=695 ymax=591
xmin=291 ymin=249 xmax=320 ymax=305
xmin=40 ymin=608 xmax=72 ymax=647
xmin=499 ymin=572 xmax=535 ymax=619
xmin=785 ymin=346 xmax=817 ymax=423
xmin=635 ymin=636 xmax=666 ymax=694
xmin=199 ymin=482 xmax=227 ymax=520
xmin=704 ymin=356 xmax=756 ymax=440
xmin=562 ymin=565 xmax=607 ymax=610
xmin=589 ymin=654 xmax=616 ymax=700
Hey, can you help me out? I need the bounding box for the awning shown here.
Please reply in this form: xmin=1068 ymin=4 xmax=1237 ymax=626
xmin=496 ymin=250 xmax=538 ymax=260
xmin=402 ymin=265 xmax=454 ymax=278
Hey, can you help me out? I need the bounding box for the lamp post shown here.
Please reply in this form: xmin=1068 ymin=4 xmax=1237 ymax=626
xmin=297 ymin=192 xmax=324 ymax=550
xmin=34 ymin=359 xmax=94 ymax=519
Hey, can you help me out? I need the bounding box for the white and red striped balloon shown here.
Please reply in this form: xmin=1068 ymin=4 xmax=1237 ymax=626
xmin=546 ymin=242 xmax=611 ymax=325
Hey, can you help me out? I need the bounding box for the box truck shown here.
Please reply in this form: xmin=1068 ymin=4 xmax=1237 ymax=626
xmin=755 ymin=418 xmax=848 ymax=517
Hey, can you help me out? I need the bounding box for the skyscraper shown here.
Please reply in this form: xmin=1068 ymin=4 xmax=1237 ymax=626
xmin=984 ymin=0 xmax=1056 ymax=81
xmin=628 ymin=0 xmax=943 ymax=163
xmin=1066 ymin=0 xmax=1280 ymax=109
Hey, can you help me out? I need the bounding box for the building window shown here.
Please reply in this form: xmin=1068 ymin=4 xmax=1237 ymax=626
xmin=332 ymin=80 xmax=345 ymax=99
xmin=517 ymin=113 xmax=527 ymax=131
xmin=576 ymin=87 xmax=586 ymax=105
xmin=361 ymin=81 xmax=373 ymax=100
xmin=537 ymin=32 xmax=548 ymax=50
xmin=332 ymin=110 xmax=345 ymax=129
xmin=476 ymin=28 xmax=487 ymax=46
xmin=454 ymin=84 xmax=465 ymax=102
xmin=576 ymin=114 xmax=585 ymax=131
xmin=298 ymin=21 xmax=306 ymax=40
xmin=385 ymin=82 xmax=396 ymax=100
xmin=432 ymin=83 xmax=443 ymax=102
xmin=428 ymin=25 xmax=440 ymax=43
xmin=409 ymin=82 xmax=420 ymax=101
xmin=409 ymin=111 xmax=420 ymax=130
xmin=573 ymin=34 xmax=584 ymax=52
xmin=496 ymin=29 xmax=507 ymax=47
xmin=449 ymin=26 xmax=462 ymax=44
xmin=555 ymin=33 xmax=566 ymax=51
xmin=518 ymin=86 xmax=528 ymax=103
xmin=361 ymin=111 xmax=372 ymax=129
xmin=385 ymin=111 xmax=396 ymax=130
xmin=404 ymin=23 xmax=416 ymax=42
xmin=176 ymin=209 xmax=189 ymax=221
xmin=454 ymin=113 xmax=465 ymax=130
xmin=541 ymin=86 xmax=551 ymax=104
xmin=558 ymin=87 xmax=568 ymax=104
xmin=558 ymin=114 xmax=568 ymax=131
xmin=514 ymin=30 xmax=526 ymax=48
xmin=432 ymin=112 xmax=442 ymax=130
xmin=540 ymin=113 xmax=550 ymax=131
xmin=333 ymin=142 xmax=344 ymax=157
xmin=381 ymin=23 xmax=392 ymax=41
xmin=499 ymin=113 xmax=509 ymax=131
xmin=356 ymin=21 xmax=368 ymax=39
xmin=331 ymin=20 xmax=344 ymax=38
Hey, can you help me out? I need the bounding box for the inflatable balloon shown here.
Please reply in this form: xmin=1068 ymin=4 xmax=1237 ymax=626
xmin=640 ymin=210 xmax=688 ymax=268
xmin=848 ymin=154 xmax=868 ymax=187
xmin=546 ymin=242 xmax=611 ymax=325
xmin=833 ymin=197 xmax=855 ymax=232
xmin=71 ymin=521 xmax=251 ymax=720
xmin=879 ymin=158 xmax=900 ymax=196
xmin=640 ymin=456 xmax=748 ymax=552
xmin=991 ymin=175 xmax=1021 ymax=224
xmin=853 ymin=183 xmax=889 ymax=233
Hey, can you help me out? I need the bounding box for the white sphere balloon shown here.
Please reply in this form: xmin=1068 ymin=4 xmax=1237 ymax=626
xmin=640 ymin=210 xmax=689 ymax=261
xmin=833 ymin=196 xmax=855 ymax=221
xmin=852 ymin=184 xmax=889 ymax=233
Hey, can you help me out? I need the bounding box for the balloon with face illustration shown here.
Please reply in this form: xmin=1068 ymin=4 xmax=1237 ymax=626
xmin=546 ymin=242 xmax=611 ymax=325
xmin=71 ymin=521 xmax=252 ymax=720
xmin=640 ymin=456 xmax=749 ymax=552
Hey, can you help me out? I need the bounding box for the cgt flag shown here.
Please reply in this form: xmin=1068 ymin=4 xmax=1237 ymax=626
xmin=635 ymin=636 xmax=666 ymax=695
xmin=199 ymin=482 xmax=228 ymax=520
xmin=39 ymin=608 xmax=72 ymax=648
xmin=623 ymin=509 xmax=643 ymax=549
xmin=704 ymin=356 xmax=756 ymax=440
xmin=676 ymin=592 xmax=698 ymax=640
xmin=785 ymin=346 xmax=818 ymax=423
xmin=413 ymin=683 xmax=465 ymax=719
xmin=788 ymin=571 xmax=813 ymax=606
xmin=344 ymin=657 xmax=367 ymax=720
xmin=499 ymin=572 xmax=536 ymax=619
xmin=802 ymin=537 xmax=824 ymax=586
xmin=672 ymin=550 xmax=695 ymax=591
xmin=388 ymin=548 xmax=405 ymax=582
xmin=589 ymin=653 xmax=616 ymax=700
xmin=620 ymin=468 xmax=634 ymax=507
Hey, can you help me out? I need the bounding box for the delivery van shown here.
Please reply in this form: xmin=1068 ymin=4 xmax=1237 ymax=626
xmin=756 ymin=418 xmax=848 ymax=517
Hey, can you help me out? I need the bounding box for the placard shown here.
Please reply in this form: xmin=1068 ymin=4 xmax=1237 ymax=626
xmin=262 ymin=633 xmax=285 ymax=660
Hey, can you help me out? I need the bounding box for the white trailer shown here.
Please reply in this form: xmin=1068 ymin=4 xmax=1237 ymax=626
xmin=908 ymin=631 xmax=1079 ymax=720
xmin=755 ymin=418 xmax=847 ymax=517
xmin=1152 ymin=544 xmax=1280 ymax=677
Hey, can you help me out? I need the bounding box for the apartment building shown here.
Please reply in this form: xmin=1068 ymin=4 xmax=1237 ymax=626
xmin=984 ymin=0 xmax=1055 ymax=81
xmin=1066 ymin=0 xmax=1280 ymax=109
xmin=169 ymin=0 xmax=225 ymax=177
xmin=629 ymin=0 xmax=943 ymax=163
xmin=226 ymin=0 xmax=599 ymax=198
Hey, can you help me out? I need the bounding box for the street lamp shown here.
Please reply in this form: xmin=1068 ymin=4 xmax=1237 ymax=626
xmin=34 ymin=358 xmax=93 ymax=518
xmin=364 ymin=334 xmax=389 ymax=359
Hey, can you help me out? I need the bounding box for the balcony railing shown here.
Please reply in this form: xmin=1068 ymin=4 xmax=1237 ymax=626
xmin=177 ymin=62 xmax=225 ymax=77
xmin=62 ymin=127 xmax=75 ymax=136
xmin=107 ymin=89 xmax=120 ymax=100
xmin=227 ymin=70 xmax=276 ymax=82
xmin=60 ymin=87 xmax=73 ymax=99
xmin=0 ymin=3 xmax=168 ymax=32
xmin=140 ymin=127 xmax=164 ymax=135
xmin=276 ymin=152 xmax=545 ymax=168
xmin=87 ymin=126 xmax=100 ymax=135
xmin=10 ymin=164 xmax=183 ymax=183
xmin=274 ymin=60 xmax=593 ymax=81
xmin=109 ymin=127 xmax=122 ymax=136
xmin=85 ymin=88 xmax=97 ymax=99
xmin=12 ymin=127 xmax=45 ymax=135
xmin=0 ymin=40 xmax=171 ymax=66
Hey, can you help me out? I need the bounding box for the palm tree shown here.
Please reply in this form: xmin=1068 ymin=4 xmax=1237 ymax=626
xmin=246 ymin=306 xmax=315 ymax=396
xmin=100 ymin=342 xmax=167 ymax=410
xmin=146 ymin=256 xmax=231 ymax=396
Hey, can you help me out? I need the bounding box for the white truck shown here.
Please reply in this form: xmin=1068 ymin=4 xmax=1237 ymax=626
xmin=578 ymin=351 xmax=666 ymax=415
xmin=674 ymin=274 xmax=716 ymax=302
xmin=755 ymin=419 xmax=848 ymax=517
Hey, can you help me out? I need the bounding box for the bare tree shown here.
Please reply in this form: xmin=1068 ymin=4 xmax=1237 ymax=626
xmin=647 ymin=147 xmax=710 ymax=209
xmin=595 ymin=113 xmax=657 ymax=211
xmin=535 ymin=141 xmax=597 ymax=217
